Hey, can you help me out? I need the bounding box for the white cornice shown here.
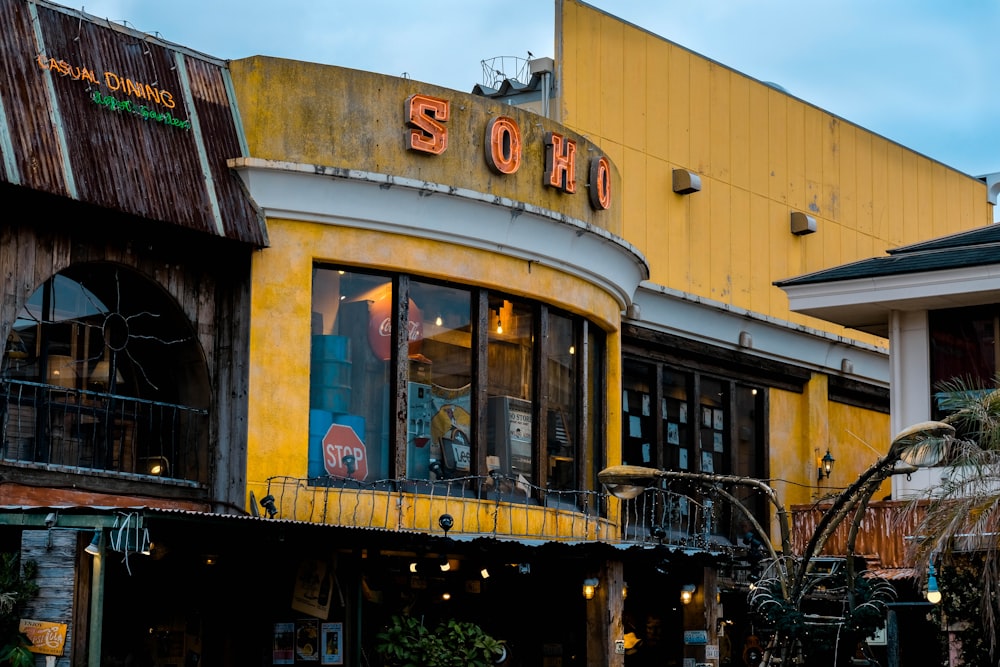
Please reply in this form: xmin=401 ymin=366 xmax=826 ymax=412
xmin=229 ymin=157 xmax=649 ymax=311
xmin=631 ymin=283 xmax=889 ymax=386
xmin=780 ymin=265 xmax=1000 ymax=335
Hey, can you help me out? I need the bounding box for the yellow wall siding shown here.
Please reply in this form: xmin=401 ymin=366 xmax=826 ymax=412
xmin=557 ymin=0 xmax=991 ymax=342
xmin=828 ymin=401 xmax=893 ymax=502
xmin=768 ymin=382 xmax=891 ymax=529
xmin=245 ymin=219 xmax=625 ymax=516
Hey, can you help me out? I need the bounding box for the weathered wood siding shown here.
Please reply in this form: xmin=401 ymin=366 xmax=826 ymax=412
xmin=0 ymin=0 xmax=265 ymax=245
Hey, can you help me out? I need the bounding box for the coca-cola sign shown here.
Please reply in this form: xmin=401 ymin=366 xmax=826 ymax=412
xmin=367 ymin=296 xmax=423 ymax=361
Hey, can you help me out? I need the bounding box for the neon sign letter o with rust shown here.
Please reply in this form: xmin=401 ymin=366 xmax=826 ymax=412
xmin=589 ymin=156 xmax=611 ymax=210
xmin=485 ymin=116 xmax=522 ymax=175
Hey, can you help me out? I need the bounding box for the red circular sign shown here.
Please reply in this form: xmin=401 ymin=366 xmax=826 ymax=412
xmin=367 ymin=297 xmax=423 ymax=361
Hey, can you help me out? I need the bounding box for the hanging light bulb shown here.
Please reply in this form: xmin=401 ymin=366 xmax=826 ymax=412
xmin=926 ymin=561 xmax=942 ymax=604
xmin=496 ymin=318 xmax=503 ymax=334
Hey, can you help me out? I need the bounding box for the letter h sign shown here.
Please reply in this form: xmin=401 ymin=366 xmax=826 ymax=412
xmin=544 ymin=131 xmax=577 ymax=193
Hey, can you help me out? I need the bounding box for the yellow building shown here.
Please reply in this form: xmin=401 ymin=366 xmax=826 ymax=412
xmin=8 ymin=2 xmax=992 ymax=665
xmin=232 ymin=55 xmax=648 ymax=664
xmin=547 ymin=0 xmax=991 ymax=512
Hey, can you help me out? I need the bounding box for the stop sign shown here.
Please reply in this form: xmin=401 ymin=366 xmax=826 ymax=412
xmin=322 ymin=423 xmax=369 ymax=480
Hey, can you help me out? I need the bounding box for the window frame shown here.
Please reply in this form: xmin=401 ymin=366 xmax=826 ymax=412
xmin=310 ymin=264 xmax=606 ymax=494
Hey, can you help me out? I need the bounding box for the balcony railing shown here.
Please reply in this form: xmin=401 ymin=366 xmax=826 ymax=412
xmin=261 ymin=474 xmax=747 ymax=556
xmin=0 ymin=378 xmax=208 ymax=484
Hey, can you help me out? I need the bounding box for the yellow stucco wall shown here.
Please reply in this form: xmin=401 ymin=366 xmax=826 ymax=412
xmin=230 ymin=55 xmax=634 ymax=534
xmin=768 ymin=381 xmax=890 ymax=532
xmin=245 ymin=218 xmax=624 ymax=534
xmin=556 ymin=0 xmax=992 ymax=344
xmin=230 ymin=56 xmax=622 ymax=238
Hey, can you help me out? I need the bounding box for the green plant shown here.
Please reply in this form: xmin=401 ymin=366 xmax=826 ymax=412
xmin=375 ymin=614 xmax=503 ymax=667
xmin=0 ymin=553 xmax=38 ymax=667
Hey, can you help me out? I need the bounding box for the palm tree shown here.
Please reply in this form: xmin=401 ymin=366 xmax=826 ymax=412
xmin=903 ymin=376 xmax=1000 ymax=664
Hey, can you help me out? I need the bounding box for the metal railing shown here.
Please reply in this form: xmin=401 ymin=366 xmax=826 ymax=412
xmin=0 ymin=378 xmax=208 ymax=484
xmin=262 ymin=474 xmax=750 ymax=556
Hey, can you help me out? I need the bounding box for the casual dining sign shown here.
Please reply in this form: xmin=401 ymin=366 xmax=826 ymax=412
xmin=35 ymin=53 xmax=192 ymax=130
xmin=405 ymin=93 xmax=612 ymax=211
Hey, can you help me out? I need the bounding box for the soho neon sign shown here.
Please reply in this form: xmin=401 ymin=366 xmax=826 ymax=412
xmin=405 ymin=93 xmax=612 ymax=211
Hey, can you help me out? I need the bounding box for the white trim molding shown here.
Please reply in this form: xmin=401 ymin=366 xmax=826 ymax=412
xmin=229 ymin=157 xmax=649 ymax=311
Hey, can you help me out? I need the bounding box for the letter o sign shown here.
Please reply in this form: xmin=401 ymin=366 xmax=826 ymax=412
xmin=589 ymin=156 xmax=612 ymax=210
xmin=485 ymin=116 xmax=522 ymax=175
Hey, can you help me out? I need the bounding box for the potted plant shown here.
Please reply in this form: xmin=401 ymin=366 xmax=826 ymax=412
xmin=0 ymin=553 xmax=38 ymax=667
xmin=376 ymin=614 xmax=503 ymax=667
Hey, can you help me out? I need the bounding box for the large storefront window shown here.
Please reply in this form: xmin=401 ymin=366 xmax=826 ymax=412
xmin=622 ymin=356 xmax=766 ymax=541
xmin=309 ymin=266 xmax=604 ymax=496
xmin=1 ymin=263 xmax=210 ymax=482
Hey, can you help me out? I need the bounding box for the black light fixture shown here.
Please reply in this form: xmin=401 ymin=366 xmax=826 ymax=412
xmin=438 ymin=513 xmax=454 ymax=535
xmin=818 ymin=449 xmax=835 ymax=480
xmin=342 ymin=454 xmax=357 ymax=477
xmin=260 ymin=494 xmax=278 ymax=518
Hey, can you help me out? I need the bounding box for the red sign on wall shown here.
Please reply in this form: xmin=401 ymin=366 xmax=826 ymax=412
xmin=322 ymin=424 xmax=368 ymax=480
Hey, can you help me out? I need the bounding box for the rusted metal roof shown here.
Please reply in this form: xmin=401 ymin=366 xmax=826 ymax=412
xmin=0 ymin=0 xmax=266 ymax=245
xmin=791 ymin=499 xmax=927 ymax=570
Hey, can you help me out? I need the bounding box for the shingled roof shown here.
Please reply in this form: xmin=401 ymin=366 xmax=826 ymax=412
xmin=774 ymin=224 xmax=1000 ymax=288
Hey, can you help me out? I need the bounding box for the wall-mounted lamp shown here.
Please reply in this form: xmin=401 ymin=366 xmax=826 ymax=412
xmin=817 ymin=448 xmax=835 ymax=480
xmin=84 ymin=530 xmax=101 ymax=556
xmin=438 ymin=513 xmax=454 ymax=536
xmin=259 ymin=494 xmax=278 ymax=518
xmin=672 ymin=168 xmax=702 ymax=195
xmin=480 ymin=567 xmax=490 ymax=579
xmin=680 ymin=583 xmax=696 ymax=605
xmin=926 ymin=561 xmax=942 ymax=604
xmin=791 ymin=211 xmax=817 ymax=235
xmin=582 ymin=577 xmax=600 ymax=600
xmin=409 ymin=562 xmax=419 ymax=573
xmin=439 ymin=556 xmax=451 ymax=572
xmin=738 ymin=330 xmax=753 ymax=349
xmin=141 ymin=456 xmax=170 ymax=477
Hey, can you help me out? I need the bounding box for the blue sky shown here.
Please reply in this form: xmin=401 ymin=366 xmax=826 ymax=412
xmin=62 ymin=0 xmax=1000 ymax=178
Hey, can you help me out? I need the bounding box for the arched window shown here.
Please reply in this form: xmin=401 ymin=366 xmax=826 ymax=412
xmin=1 ymin=263 xmax=210 ymax=483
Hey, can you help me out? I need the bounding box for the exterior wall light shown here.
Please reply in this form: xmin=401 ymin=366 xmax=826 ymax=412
xmin=583 ymin=577 xmax=599 ymax=600
xmin=672 ymin=168 xmax=701 ymax=194
xmin=926 ymin=561 xmax=942 ymax=604
xmin=791 ymin=211 xmax=817 ymax=235
xmin=680 ymin=583 xmax=696 ymax=605
xmin=84 ymin=529 xmax=101 ymax=556
xmin=817 ymin=448 xmax=835 ymax=480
